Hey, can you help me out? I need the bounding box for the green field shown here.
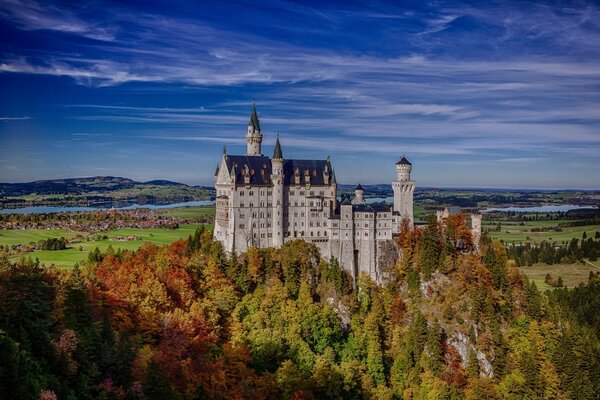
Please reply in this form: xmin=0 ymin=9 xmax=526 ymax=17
xmin=3 ymin=223 xmax=214 ymax=269
xmin=519 ymin=262 xmax=598 ymax=290
xmin=1 ymin=206 xmax=216 ymax=269
xmin=158 ymin=205 xmax=215 ymax=218
xmin=485 ymin=220 xmax=600 ymax=244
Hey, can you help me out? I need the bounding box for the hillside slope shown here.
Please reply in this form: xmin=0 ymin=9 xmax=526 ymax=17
xmin=0 ymin=176 xmax=214 ymax=208
xmin=0 ymin=217 xmax=598 ymax=399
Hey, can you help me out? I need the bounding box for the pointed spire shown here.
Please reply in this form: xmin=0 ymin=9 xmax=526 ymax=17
xmin=214 ymin=164 xmax=219 ymax=176
xmin=248 ymin=102 xmax=261 ymax=132
xmin=223 ymin=145 xmax=227 ymax=155
xmin=273 ymin=133 xmax=283 ymax=159
xmin=331 ymin=169 xmax=337 ymax=184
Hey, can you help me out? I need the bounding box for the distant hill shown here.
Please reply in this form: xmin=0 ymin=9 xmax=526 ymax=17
xmin=0 ymin=176 xmax=214 ymax=208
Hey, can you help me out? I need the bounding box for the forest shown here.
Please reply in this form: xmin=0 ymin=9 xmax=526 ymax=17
xmin=1 ymin=215 xmax=599 ymax=399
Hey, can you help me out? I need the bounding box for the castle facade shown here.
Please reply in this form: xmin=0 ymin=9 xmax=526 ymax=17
xmin=213 ymin=105 xmax=415 ymax=282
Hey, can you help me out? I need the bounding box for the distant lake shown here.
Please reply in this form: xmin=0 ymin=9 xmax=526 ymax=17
xmin=481 ymin=205 xmax=596 ymax=213
xmin=0 ymin=200 xmax=216 ymax=215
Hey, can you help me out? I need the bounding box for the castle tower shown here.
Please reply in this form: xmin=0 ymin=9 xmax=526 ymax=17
xmin=271 ymin=135 xmax=284 ymax=247
xmin=352 ymin=184 xmax=364 ymax=204
xmin=471 ymin=214 xmax=482 ymax=252
xmin=392 ymin=155 xmax=415 ymax=227
xmin=246 ymin=103 xmax=263 ymax=156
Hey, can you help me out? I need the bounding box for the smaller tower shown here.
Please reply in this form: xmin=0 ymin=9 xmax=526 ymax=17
xmin=246 ymin=103 xmax=263 ymax=156
xmin=352 ymin=184 xmax=364 ymax=204
xmin=271 ymin=135 xmax=284 ymax=247
xmin=471 ymin=214 xmax=482 ymax=252
xmin=392 ymin=155 xmax=415 ymax=228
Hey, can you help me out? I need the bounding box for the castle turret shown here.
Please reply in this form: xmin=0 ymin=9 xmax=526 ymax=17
xmin=271 ymin=135 xmax=284 ymax=247
xmin=246 ymin=103 xmax=263 ymax=156
xmin=352 ymin=184 xmax=364 ymax=204
xmin=392 ymin=155 xmax=415 ymax=229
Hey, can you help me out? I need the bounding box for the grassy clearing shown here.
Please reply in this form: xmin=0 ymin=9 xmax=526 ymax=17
xmin=518 ymin=262 xmax=597 ymax=290
xmin=158 ymin=206 xmax=215 ymax=219
xmin=4 ymin=223 xmax=214 ymax=269
xmin=487 ymin=222 xmax=600 ymax=244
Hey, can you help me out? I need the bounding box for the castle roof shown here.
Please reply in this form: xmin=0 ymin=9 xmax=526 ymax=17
xmin=340 ymin=195 xmax=352 ymax=206
xmin=352 ymin=203 xmax=391 ymax=213
xmin=355 ymin=183 xmax=364 ymax=191
xmin=273 ymin=135 xmax=283 ymax=159
xmin=396 ymin=155 xmax=411 ymax=165
xmin=223 ymin=155 xmax=334 ymax=186
xmin=248 ymin=103 xmax=261 ymax=131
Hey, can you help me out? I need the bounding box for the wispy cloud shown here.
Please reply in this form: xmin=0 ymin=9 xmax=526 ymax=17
xmin=0 ymin=116 xmax=30 ymax=120
xmin=0 ymin=0 xmax=116 ymax=41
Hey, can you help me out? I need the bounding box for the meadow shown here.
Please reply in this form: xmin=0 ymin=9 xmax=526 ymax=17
xmin=519 ymin=262 xmax=599 ymax=291
xmin=1 ymin=206 xmax=215 ymax=268
xmin=484 ymin=220 xmax=600 ymax=244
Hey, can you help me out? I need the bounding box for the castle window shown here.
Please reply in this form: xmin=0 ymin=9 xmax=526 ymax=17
xmin=310 ymin=231 xmax=313 ymax=236
xmin=253 ymin=233 xmax=257 ymax=238
xmin=249 ymin=191 xmax=254 ymax=196
xmin=290 ymin=190 xmax=295 ymax=195
xmin=260 ymin=212 xmax=264 ymax=218
xmin=240 ymin=191 xmax=244 ymax=196
xmin=268 ymin=191 xmax=272 ymax=196
xmin=239 ymin=224 xmax=245 ymax=229
xmin=253 ymin=212 xmax=257 ymax=218
xmin=325 ymin=231 xmax=328 ymax=236
xmin=301 ymin=212 xmax=305 ymax=217
xmin=310 ymin=201 xmax=314 ymax=207
xmin=261 ymin=233 xmax=265 ymax=238
xmin=294 ymin=212 xmax=298 ymax=217
xmin=317 ymin=231 xmax=320 ymax=237
xmin=365 ymin=232 xmax=368 ymax=237
xmin=250 ymin=202 xmax=254 ymax=207
xmin=310 ymin=191 xmax=314 ymax=195
xmin=301 ymin=202 xmax=305 ymax=206
xmin=240 ymin=202 xmax=245 ymax=207
xmin=253 ymin=223 xmax=257 ymax=228
xmin=300 ymin=191 xmax=305 ymax=195
xmin=310 ymin=222 xmax=313 ymax=227
xmin=261 ymin=223 xmax=265 ymax=228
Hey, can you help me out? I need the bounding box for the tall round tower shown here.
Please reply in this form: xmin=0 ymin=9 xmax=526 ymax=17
xmin=246 ymin=103 xmax=263 ymax=156
xmin=392 ymin=155 xmax=415 ymax=229
xmin=271 ymin=135 xmax=285 ymax=247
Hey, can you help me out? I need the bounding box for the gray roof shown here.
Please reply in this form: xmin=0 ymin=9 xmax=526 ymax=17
xmin=355 ymin=183 xmax=364 ymax=191
xmin=340 ymin=195 xmax=352 ymax=206
xmin=396 ymin=155 xmax=411 ymax=165
xmin=273 ymin=135 xmax=283 ymax=159
xmin=248 ymin=104 xmax=261 ymax=131
xmin=352 ymin=203 xmax=391 ymax=213
xmin=223 ymin=155 xmax=334 ymax=186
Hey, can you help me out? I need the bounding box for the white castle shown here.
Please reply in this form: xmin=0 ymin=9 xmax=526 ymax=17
xmin=213 ymin=105 xmax=415 ymax=282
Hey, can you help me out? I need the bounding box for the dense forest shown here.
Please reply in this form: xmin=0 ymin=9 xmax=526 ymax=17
xmin=1 ymin=215 xmax=599 ymax=399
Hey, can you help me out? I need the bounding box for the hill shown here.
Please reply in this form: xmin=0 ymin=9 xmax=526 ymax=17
xmin=1 ymin=219 xmax=599 ymax=399
xmin=0 ymin=176 xmax=214 ymax=208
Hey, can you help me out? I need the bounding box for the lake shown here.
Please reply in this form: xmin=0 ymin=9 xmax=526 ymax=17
xmin=0 ymin=200 xmax=216 ymax=215
xmin=481 ymin=205 xmax=596 ymax=213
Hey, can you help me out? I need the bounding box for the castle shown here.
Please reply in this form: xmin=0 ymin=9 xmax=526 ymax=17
xmin=213 ymin=105 xmax=414 ymax=282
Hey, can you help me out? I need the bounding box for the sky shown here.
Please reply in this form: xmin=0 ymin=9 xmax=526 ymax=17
xmin=0 ymin=0 xmax=599 ymax=189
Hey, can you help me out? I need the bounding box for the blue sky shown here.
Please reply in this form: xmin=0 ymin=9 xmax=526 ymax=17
xmin=1 ymin=0 xmax=599 ymax=189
